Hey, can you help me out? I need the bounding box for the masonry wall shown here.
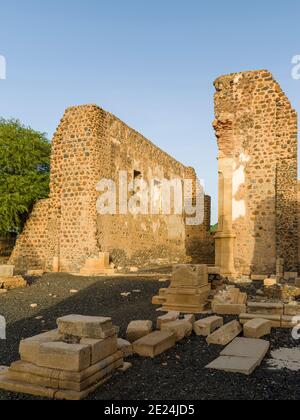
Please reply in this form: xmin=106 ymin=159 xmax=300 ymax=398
xmin=214 ymin=70 xmax=298 ymax=275
xmin=10 ymin=105 xmax=212 ymax=273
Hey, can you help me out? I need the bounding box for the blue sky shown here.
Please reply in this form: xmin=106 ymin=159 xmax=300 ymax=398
xmin=0 ymin=0 xmax=300 ymax=222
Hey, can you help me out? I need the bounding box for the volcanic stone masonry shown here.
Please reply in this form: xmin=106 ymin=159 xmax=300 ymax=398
xmin=10 ymin=105 xmax=213 ymax=273
xmin=213 ymin=70 xmax=298 ymax=277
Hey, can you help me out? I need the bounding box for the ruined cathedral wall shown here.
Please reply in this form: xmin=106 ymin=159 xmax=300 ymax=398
xmin=10 ymin=105 xmax=213 ymax=272
xmin=97 ymin=112 xmax=212 ymax=267
xmin=214 ymin=70 xmax=298 ymax=275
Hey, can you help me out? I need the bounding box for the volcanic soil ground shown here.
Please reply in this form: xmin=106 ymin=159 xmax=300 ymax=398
xmin=0 ymin=273 xmax=299 ymax=400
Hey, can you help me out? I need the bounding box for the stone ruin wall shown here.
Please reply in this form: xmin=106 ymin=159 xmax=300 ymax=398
xmin=214 ymin=70 xmax=298 ymax=276
xmin=10 ymin=105 xmax=213 ymax=273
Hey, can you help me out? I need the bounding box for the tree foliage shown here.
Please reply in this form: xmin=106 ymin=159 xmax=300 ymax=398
xmin=0 ymin=119 xmax=51 ymax=236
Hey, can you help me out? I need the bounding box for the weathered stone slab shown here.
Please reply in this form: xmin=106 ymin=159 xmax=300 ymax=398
xmin=157 ymin=312 xmax=180 ymax=329
xmin=152 ymin=296 xmax=166 ymax=305
xmin=213 ymin=303 xmax=246 ymax=316
xmin=37 ymin=342 xmax=91 ymax=372
xmin=240 ymin=313 xmax=281 ymax=328
xmin=244 ymin=319 xmax=272 ymax=338
xmin=133 ymin=331 xmax=176 ymax=358
xmin=7 ymin=357 xmax=122 ymax=392
xmin=247 ymin=302 xmax=283 ymax=316
xmin=281 ymin=316 xmax=300 ymax=329
xmin=206 ymin=338 xmax=270 ymax=375
xmin=0 ymin=265 xmax=14 ymax=277
xmin=19 ymin=330 xmax=63 ymax=364
xmin=161 ymin=320 xmax=192 ymax=342
xmin=284 ymin=303 xmax=300 ymax=316
xmin=221 ymin=338 xmax=270 ymax=361
xmin=206 ymin=356 xmax=262 ymax=376
xmin=10 ymin=351 xmax=123 ymax=383
xmin=57 ymin=315 xmax=114 ymax=339
xmin=194 ymin=316 xmax=223 ymax=337
xmin=117 ymin=339 xmax=133 ymax=358
xmin=80 ymin=336 xmax=117 ymax=364
xmin=126 ymin=321 xmax=153 ymax=343
xmin=206 ymin=321 xmax=242 ymax=346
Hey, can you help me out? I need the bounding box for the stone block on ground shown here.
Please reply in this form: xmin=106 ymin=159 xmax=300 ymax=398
xmin=152 ymin=296 xmax=166 ymax=305
xmin=27 ymin=270 xmax=45 ymax=277
xmin=239 ymin=313 xmax=281 ymax=328
xmin=157 ymin=312 xmax=180 ymax=329
xmin=161 ymin=320 xmax=193 ymax=342
xmin=19 ymin=330 xmax=63 ymax=364
xmin=184 ymin=314 xmax=196 ymax=325
xmin=281 ymin=316 xmax=300 ymax=328
xmin=57 ymin=315 xmax=114 ymax=339
xmin=194 ymin=316 xmax=223 ymax=337
xmin=0 ymin=276 xmax=27 ymax=290
xmin=133 ymin=331 xmax=176 ymax=358
xmin=126 ymin=321 xmax=153 ymax=343
xmin=80 ymin=336 xmax=117 ymax=364
xmin=213 ymin=303 xmax=246 ymax=315
xmin=206 ymin=321 xmax=242 ymax=346
xmin=247 ymin=302 xmax=283 ymax=316
xmin=284 ymin=303 xmax=300 ymax=316
xmin=243 ymin=319 xmax=272 ymax=338
xmin=117 ymin=339 xmax=133 ymax=358
xmin=206 ymin=338 xmax=270 ymax=375
xmin=37 ymin=342 xmax=91 ymax=372
xmin=251 ymin=275 xmax=266 ymax=281
xmin=10 ymin=351 xmax=123 ymax=383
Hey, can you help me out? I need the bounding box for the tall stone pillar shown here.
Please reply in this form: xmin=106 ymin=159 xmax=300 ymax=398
xmin=215 ymin=157 xmax=236 ymax=278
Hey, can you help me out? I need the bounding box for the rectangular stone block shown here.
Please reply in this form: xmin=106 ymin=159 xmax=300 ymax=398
xmin=264 ymin=278 xmax=278 ymax=287
xmin=206 ymin=321 xmax=242 ymax=346
xmin=213 ymin=304 xmax=246 ymax=316
xmin=172 ymin=264 xmax=208 ymax=287
xmin=19 ymin=330 xmax=63 ymax=364
xmin=152 ymin=296 xmax=166 ymax=305
xmin=284 ymin=303 xmax=300 ymax=316
xmin=194 ymin=316 xmax=223 ymax=337
xmin=237 ymin=293 xmax=248 ymax=305
xmin=37 ymin=342 xmax=91 ymax=372
xmin=161 ymin=320 xmax=192 ymax=342
xmin=247 ymin=302 xmax=284 ymax=316
xmin=240 ymin=313 xmax=281 ymax=328
xmin=157 ymin=312 xmax=180 ymax=329
xmin=0 ymin=276 xmax=27 ymax=290
xmin=80 ymin=336 xmax=117 ymax=365
xmin=251 ymin=275 xmax=266 ymax=281
xmin=221 ymin=337 xmax=270 ymax=362
xmin=10 ymin=351 xmax=123 ymax=383
xmin=243 ymin=319 xmax=272 ymax=338
xmin=133 ymin=331 xmax=176 ymax=358
xmin=0 ymin=265 xmax=14 ymax=277
xmin=126 ymin=321 xmax=153 ymax=343
xmin=117 ymin=339 xmax=133 ymax=358
xmin=206 ymin=338 xmax=270 ymax=376
xmin=281 ymin=316 xmax=300 ymax=329
xmin=57 ymin=315 xmax=114 ymax=339
xmin=8 ymin=357 xmax=122 ymax=393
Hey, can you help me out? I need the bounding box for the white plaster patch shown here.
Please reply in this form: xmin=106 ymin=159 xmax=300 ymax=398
xmin=232 ymin=153 xmax=250 ymax=221
xmin=267 ymin=348 xmax=300 ymax=372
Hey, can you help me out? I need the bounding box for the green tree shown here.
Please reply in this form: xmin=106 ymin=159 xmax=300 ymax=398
xmin=0 ymin=119 xmax=51 ymax=236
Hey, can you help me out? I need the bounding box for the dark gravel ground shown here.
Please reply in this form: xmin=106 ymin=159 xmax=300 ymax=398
xmin=0 ymin=274 xmax=299 ymax=401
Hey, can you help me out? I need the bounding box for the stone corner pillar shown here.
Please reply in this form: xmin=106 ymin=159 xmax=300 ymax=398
xmin=215 ymin=156 xmax=236 ymax=278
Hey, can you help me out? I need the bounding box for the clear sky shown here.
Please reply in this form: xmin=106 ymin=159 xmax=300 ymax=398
xmin=0 ymin=0 xmax=300 ymax=222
